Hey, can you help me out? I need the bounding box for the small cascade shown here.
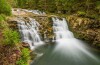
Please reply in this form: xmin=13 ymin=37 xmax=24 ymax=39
xmin=23 ymin=9 xmax=46 ymax=15
xmin=51 ymin=17 xmax=100 ymax=64
xmin=52 ymin=17 xmax=74 ymax=40
xmin=17 ymin=17 xmax=44 ymax=50
xmin=31 ymin=17 xmax=100 ymax=65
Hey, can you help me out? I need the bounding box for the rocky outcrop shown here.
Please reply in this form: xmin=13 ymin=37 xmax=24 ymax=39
xmin=33 ymin=16 xmax=54 ymax=41
xmin=67 ymin=15 xmax=100 ymax=49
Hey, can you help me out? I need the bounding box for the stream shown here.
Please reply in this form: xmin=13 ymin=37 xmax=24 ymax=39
xmin=30 ymin=17 xmax=100 ymax=65
xmin=17 ymin=10 xmax=100 ymax=65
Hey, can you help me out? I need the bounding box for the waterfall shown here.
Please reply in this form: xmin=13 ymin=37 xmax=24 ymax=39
xmin=52 ymin=17 xmax=74 ymax=39
xmin=31 ymin=17 xmax=100 ymax=65
xmin=17 ymin=17 xmax=44 ymax=50
xmin=52 ymin=17 xmax=99 ymax=63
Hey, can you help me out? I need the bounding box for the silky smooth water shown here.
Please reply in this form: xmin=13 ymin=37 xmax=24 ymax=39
xmin=31 ymin=17 xmax=100 ymax=65
xmin=17 ymin=17 xmax=44 ymax=50
xmin=31 ymin=44 xmax=100 ymax=65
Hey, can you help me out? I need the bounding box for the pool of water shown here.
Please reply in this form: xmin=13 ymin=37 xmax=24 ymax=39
xmin=31 ymin=43 xmax=100 ymax=65
xmin=31 ymin=17 xmax=100 ymax=65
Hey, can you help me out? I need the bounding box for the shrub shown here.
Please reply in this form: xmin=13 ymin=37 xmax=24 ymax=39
xmin=3 ymin=29 xmax=20 ymax=46
xmin=16 ymin=48 xmax=30 ymax=65
xmin=0 ymin=0 xmax=12 ymax=15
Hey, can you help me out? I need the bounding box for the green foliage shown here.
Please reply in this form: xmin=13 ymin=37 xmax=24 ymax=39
xmin=0 ymin=15 xmax=4 ymax=28
xmin=3 ymin=29 xmax=20 ymax=46
xmin=0 ymin=15 xmax=4 ymax=21
xmin=7 ymin=0 xmax=17 ymax=7
xmin=22 ymin=48 xmax=30 ymax=60
xmin=95 ymin=1 xmax=100 ymax=10
xmin=96 ymin=1 xmax=100 ymax=6
xmin=0 ymin=14 xmax=6 ymax=28
xmin=5 ymin=0 xmax=99 ymax=20
xmin=77 ymin=11 xmax=86 ymax=16
xmin=16 ymin=48 xmax=30 ymax=65
xmin=16 ymin=0 xmax=31 ymax=8
xmin=0 ymin=0 xmax=12 ymax=15
xmin=0 ymin=14 xmax=6 ymax=21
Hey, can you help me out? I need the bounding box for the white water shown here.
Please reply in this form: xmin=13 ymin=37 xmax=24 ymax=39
xmin=17 ymin=17 xmax=44 ymax=50
xmin=52 ymin=17 xmax=99 ymax=62
xmin=23 ymin=9 xmax=46 ymax=15
xmin=31 ymin=17 xmax=100 ymax=65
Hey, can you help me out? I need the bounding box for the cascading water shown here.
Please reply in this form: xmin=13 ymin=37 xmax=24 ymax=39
xmin=23 ymin=9 xmax=46 ymax=15
xmin=53 ymin=17 xmax=95 ymax=55
xmin=31 ymin=17 xmax=100 ymax=65
xmin=17 ymin=17 xmax=44 ymax=50
xmin=51 ymin=17 xmax=100 ymax=64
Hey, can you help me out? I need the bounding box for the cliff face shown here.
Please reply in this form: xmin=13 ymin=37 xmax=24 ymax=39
xmin=67 ymin=15 xmax=100 ymax=49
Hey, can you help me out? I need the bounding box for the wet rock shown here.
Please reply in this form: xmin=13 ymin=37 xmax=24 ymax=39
xmin=22 ymin=42 xmax=29 ymax=48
